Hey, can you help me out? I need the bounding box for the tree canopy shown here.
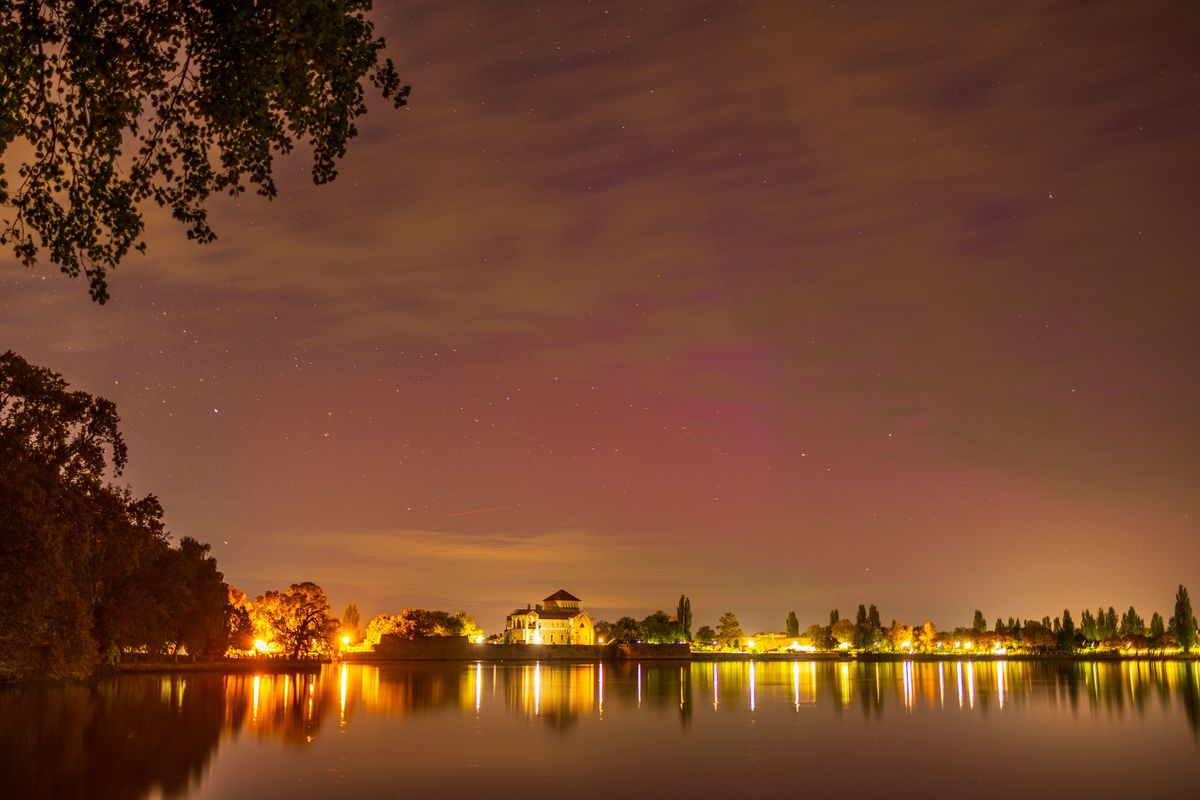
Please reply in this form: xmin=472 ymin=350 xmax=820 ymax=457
xmin=1 ymin=350 xmax=236 ymax=678
xmin=253 ymin=582 xmax=338 ymax=659
xmin=1 ymin=0 xmax=408 ymax=302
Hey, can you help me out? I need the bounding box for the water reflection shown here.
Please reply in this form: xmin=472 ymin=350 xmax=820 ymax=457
xmin=1 ymin=660 xmax=1198 ymax=799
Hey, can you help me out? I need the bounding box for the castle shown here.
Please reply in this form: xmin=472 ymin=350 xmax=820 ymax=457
xmin=504 ymin=590 xmax=595 ymax=645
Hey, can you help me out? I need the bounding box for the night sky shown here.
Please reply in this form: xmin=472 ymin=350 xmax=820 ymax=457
xmin=2 ymin=0 xmax=1198 ymax=633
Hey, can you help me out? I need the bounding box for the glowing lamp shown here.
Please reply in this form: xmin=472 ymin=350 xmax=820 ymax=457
xmin=254 ymin=639 xmax=269 ymax=652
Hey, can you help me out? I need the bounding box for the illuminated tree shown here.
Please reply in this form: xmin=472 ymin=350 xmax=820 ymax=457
xmin=716 ymin=612 xmax=743 ymax=646
xmin=786 ymin=611 xmax=800 ymax=638
xmin=694 ymin=625 xmax=716 ymax=645
xmin=918 ymin=622 xmax=938 ymax=651
xmin=1 ymin=0 xmax=409 ymax=302
xmin=1172 ymin=585 xmax=1197 ymax=653
xmin=253 ymin=582 xmax=338 ymax=660
xmin=829 ymin=609 xmax=840 ymax=626
xmin=972 ymin=610 xmax=986 ymax=633
xmin=1150 ymin=611 xmax=1166 ymax=638
xmin=805 ymin=624 xmax=833 ymax=650
xmin=830 ymin=619 xmax=856 ymax=648
xmin=364 ymin=613 xmax=405 ymax=646
xmin=641 ymin=611 xmax=681 ymax=643
xmin=885 ymin=622 xmax=913 ymax=652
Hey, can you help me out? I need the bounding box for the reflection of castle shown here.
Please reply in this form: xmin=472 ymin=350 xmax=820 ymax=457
xmin=504 ymin=590 xmax=595 ymax=645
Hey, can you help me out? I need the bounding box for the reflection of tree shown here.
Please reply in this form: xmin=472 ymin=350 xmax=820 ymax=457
xmin=237 ymin=672 xmax=331 ymax=747
xmin=0 ymin=676 xmax=224 ymax=800
xmin=1181 ymin=663 xmax=1200 ymax=738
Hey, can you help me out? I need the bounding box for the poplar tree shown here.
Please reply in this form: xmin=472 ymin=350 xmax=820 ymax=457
xmin=1172 ymin=585 xmax=1196 ymax=652
xmin=786 ymin=611 xmax=800 ymax=637
xmin=676 ymin=594 xmax=693 ymax=640
xmin=1061 ymin=609 xmax=1075 ymax=651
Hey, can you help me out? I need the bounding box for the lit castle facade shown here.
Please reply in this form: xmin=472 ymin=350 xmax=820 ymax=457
xmin=504 ymin=590 xmax=595 ymax=645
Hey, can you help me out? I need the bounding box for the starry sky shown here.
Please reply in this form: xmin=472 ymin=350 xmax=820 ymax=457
xmin=2 ymin=0 xmax=1198 ymax=634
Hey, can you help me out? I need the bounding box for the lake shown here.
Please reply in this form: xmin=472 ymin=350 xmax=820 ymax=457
xmin=2 ymin=659 xmax=1198 ymax=799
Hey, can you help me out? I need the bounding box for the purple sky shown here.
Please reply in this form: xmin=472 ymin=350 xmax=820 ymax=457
xmin=3 ymin=0 xmax=1198 ymax=634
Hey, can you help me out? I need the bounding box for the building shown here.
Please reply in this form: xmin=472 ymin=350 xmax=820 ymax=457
xmin=505 ymin=590 xmax=595 ymax=645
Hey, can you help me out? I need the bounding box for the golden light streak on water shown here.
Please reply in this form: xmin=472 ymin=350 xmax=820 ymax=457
xmin=938 ymin=662 xmax=945 ymax=708
xmin=598 ymin=662 xmax=604 ymax=717
xmin=997 ymin=661 xmax=1007 ymax=710
xmin=475 ymin=662 xmax=482 ymax=714
xmin=534 ymin=661 xmax=541 ymax=716
xmin=749 ymin=661 xmax=756 ymax=712
xmin=966 ymin=661 xmax=976 ymax=710
xmin=956 ymin=662 xmax=964 ymax=709
xmin=252 ymin=675 xmax=260 ymax=723
xmin=793 ymin=662 xmax=800 ymax=711
xmin=712 ymin=663 xmax=719 ymax=711
xmin=340 ymin=665 xmax=347 ymax=726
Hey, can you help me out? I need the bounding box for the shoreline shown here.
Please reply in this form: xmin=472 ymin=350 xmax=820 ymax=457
xmin=113 ymin=659 xmax=327 ymax=675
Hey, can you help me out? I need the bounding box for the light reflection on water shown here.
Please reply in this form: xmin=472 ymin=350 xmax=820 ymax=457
xmin=1 ymin=659 xmax=1198 ymax=799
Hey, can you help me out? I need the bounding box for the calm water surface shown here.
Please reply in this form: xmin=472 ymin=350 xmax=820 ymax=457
xmin=2 ymin=659 xmax=1198 ymax=799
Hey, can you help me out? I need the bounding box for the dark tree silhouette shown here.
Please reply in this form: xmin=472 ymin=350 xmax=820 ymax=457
xmin=1 ymin=1 xmax=408 ymax=302
xmin=1 ymin=350 xmax=234 ymax=677
xmin=1172 ymin=585 xmax=1196 ymax=653
xmin=677 ymin=594 xmax=692 ymax=640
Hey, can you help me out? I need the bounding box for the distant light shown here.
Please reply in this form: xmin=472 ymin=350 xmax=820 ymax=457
xmin=838 ymin=642 xmax=851 ymax=650
xmin=964 ymin=641 xmax=974 ymax=650
xmin=598 ymin=637 xmax=605 ymax=644
xmin=341 ymin=635 xmax=350 ymax=645
xmin=747 ymin=639 xmax=756 ymax=649
xmin=255 ymin=639 xmax=269 ymax=652
xmin=900 ymin=641 xmax=912 ymax=649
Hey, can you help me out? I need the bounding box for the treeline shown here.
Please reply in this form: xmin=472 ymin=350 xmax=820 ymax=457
xmin=360 ymin=609 xmax=483 ymax=645
xmin=594 ymin=595 xmax=695 ymax=644
xmin=601 ymin=589 xmax=1198 ymax=656
xmin=0 ymin=352 xmax=347 ymax=679
xmin=0 ymin=352 xmax=242 ymax=679
xmin=756 ymin=588 xmax=1197 ymax=654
